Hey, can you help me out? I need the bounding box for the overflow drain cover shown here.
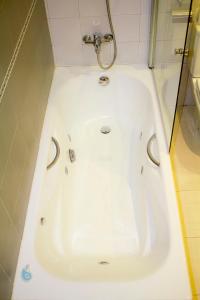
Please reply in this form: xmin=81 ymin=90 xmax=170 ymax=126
xmin=100 ymin=126 xmax=111 ymax=134
xmin=98 ymin=261 xmax=109 ymax=265
xmin=99 ymin=76 xmax=109 ymax=86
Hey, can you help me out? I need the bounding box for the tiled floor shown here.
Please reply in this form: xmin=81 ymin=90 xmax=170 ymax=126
xmin=171 ymin=106 xmax=200 ymax=299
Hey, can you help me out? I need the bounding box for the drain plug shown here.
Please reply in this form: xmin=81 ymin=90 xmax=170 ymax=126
xmin=98 ymin=261 xmax=109 ymax=265
xmin=99 ymin=76 xmax=109 ymax=86
xmin=100 ymin=126 xmax=111 ymax=134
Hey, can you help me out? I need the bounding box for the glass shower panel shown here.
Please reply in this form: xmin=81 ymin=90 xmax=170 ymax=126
xmin=153 ymin=0 xmax=192 ymax=146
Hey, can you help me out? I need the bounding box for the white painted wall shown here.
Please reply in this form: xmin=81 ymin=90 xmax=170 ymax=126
xmin=44 ymin=0 xmax=151 ymax=66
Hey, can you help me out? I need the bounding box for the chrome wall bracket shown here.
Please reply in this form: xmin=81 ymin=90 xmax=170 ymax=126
xmin=172 ymin=10 xmax=192 ymax=23
xmin=174 ymin=48 xmax=189 ymax=56
xmin=147 ymin=134 xmax=160 ymax=167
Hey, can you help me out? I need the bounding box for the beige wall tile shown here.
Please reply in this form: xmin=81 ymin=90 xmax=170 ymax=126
xmin=12 ymin=135 xmax=35 ymax=235
xmin=0 ymin=265 xmax=12 ymax=300
xmin=0 ymin=200 xmax=20 ymax=281
xmin=0 ymin=131 xmax=28 ymax=218
xmin=0 ymin=10 xmax=13 ymax=85
xmin=13 ymin=0 xmax=53 ymax=153
xmin=0 ymin=0 xmax=33 ymax=86
xmin=0 ymin=92 xmax=18 ymax=186
xmin=179 ymin=191 xmax=200 ymax=238
xmin=0 ymin=0 xmax=54 ymax=298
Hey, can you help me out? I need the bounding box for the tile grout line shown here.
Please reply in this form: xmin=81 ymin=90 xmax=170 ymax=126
xmin=0 ymin=0 xmax=38 ymax=104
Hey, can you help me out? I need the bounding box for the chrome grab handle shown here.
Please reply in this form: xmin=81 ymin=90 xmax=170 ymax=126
xmin=47 ymin=137 xmax=60 ymax=170
xmin=147 ymin=134 xmax=160 ymax=167
xmin=174 ymin=48 xmax=189 ymax=56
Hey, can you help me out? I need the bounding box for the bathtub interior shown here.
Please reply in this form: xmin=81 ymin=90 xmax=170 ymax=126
xmin=35 ymin=70 xmax=170 ymax=281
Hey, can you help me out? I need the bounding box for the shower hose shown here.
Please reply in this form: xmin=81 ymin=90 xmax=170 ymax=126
xmin=97 ymin=0 xmax=117 ymax=70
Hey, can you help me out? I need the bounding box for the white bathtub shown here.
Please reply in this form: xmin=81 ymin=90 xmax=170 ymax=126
xmin=13 ymin=66 xmax=191 ymax=300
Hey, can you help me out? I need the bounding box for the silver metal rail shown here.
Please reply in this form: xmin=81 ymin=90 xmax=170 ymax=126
xmin=47 ymin=137 xmax=60 ymax=170
xmin=148 ymin=0 xmax=159 ymax=69
xmin=147 ymin=134 xmax=160 ymax=167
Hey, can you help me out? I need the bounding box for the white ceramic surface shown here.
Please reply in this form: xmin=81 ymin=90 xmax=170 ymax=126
xmin=44 ymin=0 xmax=150 ymax=66
xmin=12 ymin=66 xmax=191 ymax=300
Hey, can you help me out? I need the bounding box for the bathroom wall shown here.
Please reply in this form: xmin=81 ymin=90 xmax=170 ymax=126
xmin=0 ymin=0 xmax=54 ymax=299
xmin=0 ymin=0 xmax=31 ymax=87
xmin=44 ymin=0 xmax=151 ymax=66
xmin=155 ymin=0 xmax=191 ymax=64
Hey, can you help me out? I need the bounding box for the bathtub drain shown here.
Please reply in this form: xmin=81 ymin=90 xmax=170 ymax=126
xmin=100 ymin=126 xmax=111 ymax=134
xmin=98 ymin=261 xmax=109 ymax=265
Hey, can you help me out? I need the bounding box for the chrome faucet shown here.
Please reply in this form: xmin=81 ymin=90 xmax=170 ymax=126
xmin=94 ymin=34 xmax=102 ymax=53
xmin=83 ymin=33 xmax=113 ymax=54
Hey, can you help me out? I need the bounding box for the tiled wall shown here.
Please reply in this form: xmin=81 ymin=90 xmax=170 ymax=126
xmin=155 ymin=0 xmax=191 ymax=64
xmin=44 ymin=0 xmax=151 ymax=66
xmin=0 ymin=0 xmax=54 ymax=299
xmin=0 ymin=0 xmax=33 ymax=87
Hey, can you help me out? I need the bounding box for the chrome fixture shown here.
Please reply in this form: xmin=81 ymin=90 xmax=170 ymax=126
xmin=147 ymin=134 xmax=160 ymax=167
xmin=69 ymin=149 xmax=76 ymax=163
xmin=172 ymin=10 xmax=192 ymax=23
xmin=98 ymin=261 xmax=109 ymax=265
xmin=174 ymin=48 xmax=189 ymax=56
xmin=100 ymin=126 xmax=111 ymax=134
xmin=99 ymin=75 xmax=110 ymax=86
xmin=82 ymin=0 xmax=117 ymax=70
xmin=83 ymin=34 xmax=113 ymax=54
xmin=47 ymin=137 xmax=60 ymax=170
